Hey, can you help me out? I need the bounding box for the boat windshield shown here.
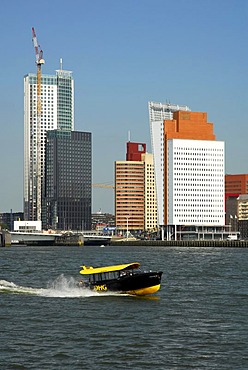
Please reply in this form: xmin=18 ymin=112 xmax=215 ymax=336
xmin=118 ymin=268 xmax=142 ymax=277
xmin=89 ymin=271 xmax=120 ymax=283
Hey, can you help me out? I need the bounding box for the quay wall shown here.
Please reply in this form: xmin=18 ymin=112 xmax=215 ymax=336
xmin=110 ymin=239 xmax=248 ymax=248
xmin=0 ymin=231 xmax=11 ymax=247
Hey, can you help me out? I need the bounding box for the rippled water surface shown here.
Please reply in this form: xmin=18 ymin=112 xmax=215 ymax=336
xmin=1 ymin=245 xmax=248 ymax=369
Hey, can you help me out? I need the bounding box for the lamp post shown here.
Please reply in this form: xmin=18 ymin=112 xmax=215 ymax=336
xmin=230 ymin=214 xmax=233 ymax=232
xmin=234 ymin=215 xmax=237 ymax=232
xmin=126 ymin=217 xmax=129 ymax=241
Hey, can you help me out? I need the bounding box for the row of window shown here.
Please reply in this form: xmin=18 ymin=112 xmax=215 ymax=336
xmin=174 ymin=148 xmax=223 ymax=152
xmin=176 ymin=219 xmax=222 ymax=223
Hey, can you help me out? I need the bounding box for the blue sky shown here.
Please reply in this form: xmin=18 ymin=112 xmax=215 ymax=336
xmin=0 ymin=0 xmax=247 ymax=214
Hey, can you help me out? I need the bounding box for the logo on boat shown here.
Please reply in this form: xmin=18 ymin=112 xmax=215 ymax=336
xmin=94 ymin=284 xmax=107 ymax=292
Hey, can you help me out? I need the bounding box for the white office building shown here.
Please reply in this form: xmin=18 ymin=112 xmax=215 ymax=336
xmin=148 ymin=101 xmax=191 ymax=225
xmin=167 ymin=139 xmax=225 ymax=226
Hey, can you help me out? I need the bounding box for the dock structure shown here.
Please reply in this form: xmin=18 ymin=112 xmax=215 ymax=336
xmin=8 ymin=231 xmax=83 ymax=246
xmin=1 ymin=231 xmax=247 ymax=248
xmin=10 ymin=231 xmax=61 ymax=246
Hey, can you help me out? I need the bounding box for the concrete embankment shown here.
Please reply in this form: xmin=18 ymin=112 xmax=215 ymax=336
xmin=110 ymin=239 xmax=248 ymax=248
xmin=0 ymin=231 xmax=11 ymax=247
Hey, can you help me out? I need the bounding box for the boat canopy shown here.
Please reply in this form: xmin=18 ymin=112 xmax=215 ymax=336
xmin=80 ymin=262 xmax=140 ymax=275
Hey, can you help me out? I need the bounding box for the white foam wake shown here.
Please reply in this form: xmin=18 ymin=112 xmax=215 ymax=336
xmin=0 ymin=275 xmax=96 ymax=298
xmin=41 ymin=274 xmax=99 ymax=297
xmin=0 ymin=275 xmax=123 ymax=298
xmin=0 ymin=279 xmax=46 ymax=296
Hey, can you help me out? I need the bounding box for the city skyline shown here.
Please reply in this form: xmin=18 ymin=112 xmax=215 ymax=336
xmin=0 ymin=0 xmax=247 ymax=214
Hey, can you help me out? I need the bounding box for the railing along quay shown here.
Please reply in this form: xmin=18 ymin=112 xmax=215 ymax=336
xmin=110 ymin=239 xmax=248 ymax=248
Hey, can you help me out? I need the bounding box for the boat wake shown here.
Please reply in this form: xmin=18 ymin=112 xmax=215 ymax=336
xmin=0 ymin=275 xmax=124 ymax=298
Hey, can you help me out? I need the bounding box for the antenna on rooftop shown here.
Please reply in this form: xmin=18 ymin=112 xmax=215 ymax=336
xmin=128 ymin=130 xmax=131 ymax=142
xmin=60 ymin=58 xmax=63 ymax=70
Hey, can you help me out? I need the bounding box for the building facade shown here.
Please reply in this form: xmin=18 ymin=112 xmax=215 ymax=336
xmin=141 ymin=153 xmax=158 ymax=232
xmin=149 ymin=103 xmax=225 ymax=239
xmin=91 ymin=212 xmax=115 ymax=231
xmin=237 ymin=195 xmax=248 ymax=221
xmin=167 ymin=139 xmax=225 ymax=226
xmin=42 ymin=130 xmax=91 ymax=231
xmin=115 ymin=142 xmax=158 ymax=234
xmin=24 ymin=69 xmax=74 ymax=221
xmin=126 ymin=142 xmax=146 ymax=161
xmin=225 ymin=194 xmax=239 ymax=226
xmin=237 ymin=195 xmax=248 ymax=240
xmin=0 ymin=212 xmax=24 ymax=231
xmin=225 ymin=174 xmax=248 ymax=225
xmin=225 ymin=174 xmax=248 ymax=194
xmin=115 ymin=160 xmax=145 ymax=233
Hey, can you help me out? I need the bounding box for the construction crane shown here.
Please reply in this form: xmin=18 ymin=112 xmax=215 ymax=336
xmin=92 ymin=183 xmax=114 ymax=189
xmin=32 ymin=27 xmax=45 ymax=221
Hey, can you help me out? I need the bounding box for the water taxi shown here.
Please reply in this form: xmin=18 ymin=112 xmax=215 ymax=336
xmin=79 ymin=262 xmax=163 ymax=296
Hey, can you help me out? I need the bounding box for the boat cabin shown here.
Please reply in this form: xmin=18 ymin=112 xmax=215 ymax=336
xmin=80 ymin=262 xmax=141 ymax=283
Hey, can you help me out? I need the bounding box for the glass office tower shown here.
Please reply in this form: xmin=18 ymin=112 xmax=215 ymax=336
xmin=42 ymin=130 xmax=92 ymax=231
xmin=24 ymin=70 xmax=74 ymax=221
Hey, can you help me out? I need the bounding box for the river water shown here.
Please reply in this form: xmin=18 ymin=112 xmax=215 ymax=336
xmin=1 ymin=245 xmax=248 ymax=369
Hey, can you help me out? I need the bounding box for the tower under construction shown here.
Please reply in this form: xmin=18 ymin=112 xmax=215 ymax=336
xmin=24 ymin=28 xmax=74 ymax=221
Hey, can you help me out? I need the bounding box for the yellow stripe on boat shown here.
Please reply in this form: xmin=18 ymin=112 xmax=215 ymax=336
xmin=80 ymin=262 xmax=140 ymax=275
xmin=127 ymin=284 xmax=161 ymax=296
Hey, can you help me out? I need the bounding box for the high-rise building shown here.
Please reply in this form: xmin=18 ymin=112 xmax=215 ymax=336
xmin=24 ymin=69 xmax=74 ymax=221
xmin=42 ymin=130 xmax=91 ymax=231
xmin=149 ymin=104 xmax=225 ymax=238
xmin=115 ymin=142 xmax=158 ymax=234
xmin=148 ymin=102 xmax=191 ymax=226
xmin=115 ymin=160 xmax=145 ymax=232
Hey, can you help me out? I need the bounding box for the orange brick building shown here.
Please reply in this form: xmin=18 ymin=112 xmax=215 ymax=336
xmin=115 ymin=161 xmax=145 ymax=231
xmin=225 ymin=174 xmax=248 ymax=225
xmin=225 ymin=174 xmax=248 ymax=194
xmin=115 ymin=142 xmax=158 ymax=233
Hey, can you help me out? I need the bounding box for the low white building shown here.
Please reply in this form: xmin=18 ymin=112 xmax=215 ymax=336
xmin=14 ymin=220 xmax=42 ymax=232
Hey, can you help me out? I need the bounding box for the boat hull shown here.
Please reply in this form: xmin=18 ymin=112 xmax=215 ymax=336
xmin=86 ymin=271 xmax=163 ymax=296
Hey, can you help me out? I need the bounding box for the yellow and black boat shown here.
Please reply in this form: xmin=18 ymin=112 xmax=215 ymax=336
xmin=79 ymin=262 xmax=163 ymax=296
